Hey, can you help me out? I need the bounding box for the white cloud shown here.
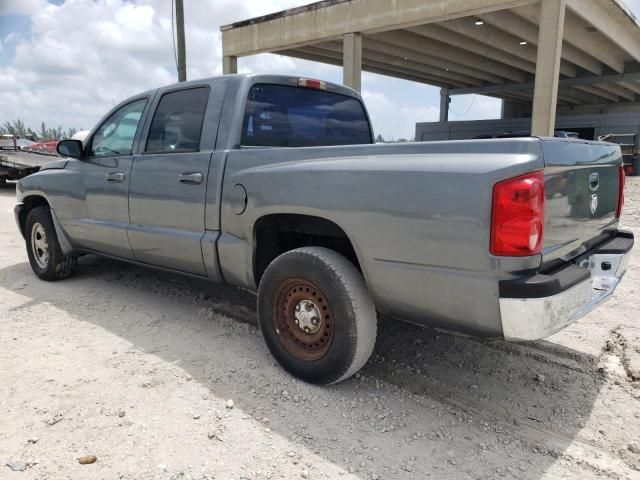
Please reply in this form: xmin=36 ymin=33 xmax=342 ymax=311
xmin=449 ymin=95 xmax=502 ymax=122
xmin=1 ymin=0 xmax=195 ymax=129
xmin=4 ymin=32 xmax=18 ymax=44
xmin=0 ymin=0 xmax=47 ymax=16
xmin=362 ymin=90 xmax=439 ymax=140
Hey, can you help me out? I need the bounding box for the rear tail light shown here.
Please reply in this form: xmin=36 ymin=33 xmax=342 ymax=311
xmin=616 ymin=164 xmax=625 ymax=218
xmin=491 ymin=171 xmax=545 ymax=256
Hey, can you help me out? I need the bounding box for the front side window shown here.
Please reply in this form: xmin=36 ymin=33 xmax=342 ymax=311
xmin=241 ymin=84 xmax=372 ymax=147
xmin=90 ymin=99 xmax=147 ymax=157
xmin=145 ymin=87 xmax=209 ymax=153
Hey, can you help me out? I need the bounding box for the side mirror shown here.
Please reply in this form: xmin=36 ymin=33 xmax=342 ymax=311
xmin=56 ymin=139 xmax=84 ymax=159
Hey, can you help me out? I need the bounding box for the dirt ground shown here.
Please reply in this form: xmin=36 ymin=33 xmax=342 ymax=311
xmin=1 ymin=179 xmax=639 ymax=480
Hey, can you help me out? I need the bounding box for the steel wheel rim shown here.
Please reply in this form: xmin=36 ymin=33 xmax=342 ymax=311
xmin=273 ymin=278 xmax=334 ymax=361
xmin=30 ymin=222 xmax=49 ymax=269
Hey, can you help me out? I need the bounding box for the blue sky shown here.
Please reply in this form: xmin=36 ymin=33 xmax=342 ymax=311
xmin=0 ymin=0 xmax=639 ymax=139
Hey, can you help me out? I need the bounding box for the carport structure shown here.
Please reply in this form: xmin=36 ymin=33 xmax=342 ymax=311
xmin=220 ymin=0 xmax=640 ymax=136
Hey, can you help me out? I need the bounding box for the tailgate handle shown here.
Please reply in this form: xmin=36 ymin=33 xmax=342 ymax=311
xmin=589 ymin=172 xmax=600 ymax=191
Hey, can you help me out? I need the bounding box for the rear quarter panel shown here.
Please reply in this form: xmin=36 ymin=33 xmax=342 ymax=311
xmin=219 ymin=139 xmax=544 ymax=337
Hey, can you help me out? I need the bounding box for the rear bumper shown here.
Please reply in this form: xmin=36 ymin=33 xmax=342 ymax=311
xmin=499 ymin=230 xmax=634 ymax=341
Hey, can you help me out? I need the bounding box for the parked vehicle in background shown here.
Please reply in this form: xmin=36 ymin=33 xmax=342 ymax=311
xmin=0 ymin=135 xmax=57 ymax=186
xmin=27 ymin=140 xmax=59 ymax=155
xmin=0 ymin=150 xmax=58 ymax=187
xmin=0 ymin=134 xmax=18 ymax=150
xmin=599 ymin=132 xmax=640 ymax=176
xmin=16 ymin=138 xmax=36 ymax=150
xmin=14 ymin=74 xmax=634 ymax=384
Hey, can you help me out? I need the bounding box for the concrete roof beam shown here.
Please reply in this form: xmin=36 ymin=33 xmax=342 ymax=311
xmin=512 ymin=4 xmax=626 ymax=72
xmin=285 ymin=47 xmax=467 ymax=88
xmin=476 ymin=10 xmax=603 ymax=75
xmin=432 ymin=20 xmax=577 ymax=77
xmin=313 ymin=41 xmax=485 ymax=86
xmin=364 ymin=36 xmax=506 ymax=84
xmin=594 ymin=83 xmax=636 ymax=101
xmin=566 ymin=0 xmax=640 ymax=63
xmin=573 ymin=85 xmax=620 ymax=102
xmin=618 ymin=81 xmax=640 ymax=95
xmin=221 ymin=0 xmax=540 ymax=57
xmin=373 ymin=30 xmax=528 ymax=82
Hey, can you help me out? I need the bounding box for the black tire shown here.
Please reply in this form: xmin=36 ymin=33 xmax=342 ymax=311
xmin=257 ymin=247 xmax=377 ymax=384
xmin=25 ymin=206 xmax=76 ymax=281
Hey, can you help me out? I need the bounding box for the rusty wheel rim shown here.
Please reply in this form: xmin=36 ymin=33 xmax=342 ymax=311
xmin=272 ymin=278 xmax=334 ymax=361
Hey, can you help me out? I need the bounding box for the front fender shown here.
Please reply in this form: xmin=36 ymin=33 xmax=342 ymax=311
xmin=16 ymin=169 xmax=78 ymax=255
xmin=39 ymin=158 xmax=69 ymax=171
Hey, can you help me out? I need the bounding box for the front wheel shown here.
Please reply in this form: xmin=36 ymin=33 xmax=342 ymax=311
xmin=25 ymin=206 xmax=76 ymax=281
xmin=257 ymin=247 xmax=377 ymax=384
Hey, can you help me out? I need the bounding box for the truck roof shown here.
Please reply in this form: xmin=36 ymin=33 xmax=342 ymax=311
xmin=142 ymin=74 xmax=362 ymax=101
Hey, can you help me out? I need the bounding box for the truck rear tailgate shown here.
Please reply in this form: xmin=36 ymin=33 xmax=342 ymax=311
xmin=541 ymin=139 xmax=622 ymax=266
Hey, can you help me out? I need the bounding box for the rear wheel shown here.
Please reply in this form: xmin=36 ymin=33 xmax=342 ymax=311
xmin=25 ymin=207 xmax=76 ymax=281
xmin=257 ymin=247 xmax=377 ymax=384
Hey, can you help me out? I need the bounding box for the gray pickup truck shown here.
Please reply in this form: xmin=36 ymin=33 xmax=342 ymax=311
xmin=15 ymin=74 xmax=634 ymax=384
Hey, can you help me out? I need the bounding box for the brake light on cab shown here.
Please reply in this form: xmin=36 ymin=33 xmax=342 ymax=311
xmin=616 ymin=164 xmax=625 ymax=218
xmin=491 ymin=171 xmax=545 ymax=256
xmin=298 ymin=78 xmax=327 ymax=90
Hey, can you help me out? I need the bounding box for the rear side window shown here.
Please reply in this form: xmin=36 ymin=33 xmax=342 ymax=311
xmin=145 ymin=87 xmax=209 ymax=153
xmin=241 ymin=84 xmax=372 ymax=147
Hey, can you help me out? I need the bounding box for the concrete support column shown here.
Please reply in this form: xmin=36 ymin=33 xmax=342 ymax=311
xmin=531 ymin=0 xmax=566 ymax=136
xmin=223 ymin=55 xmax=238 ymax=74
xmin=439 ymin=88 xmax=450 ymax=122
xmin=343 ymin=32 xmax=362 ymax=92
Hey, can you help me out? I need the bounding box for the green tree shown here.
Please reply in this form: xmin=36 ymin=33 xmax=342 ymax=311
xmin=2 ymin=119 xmax=28 ymax=137
xmin=0 ymin=119 xmax=79 ymax=141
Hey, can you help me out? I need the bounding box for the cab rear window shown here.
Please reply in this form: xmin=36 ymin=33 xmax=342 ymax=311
xmin=241 ymin=84 xmax=372 ymax=147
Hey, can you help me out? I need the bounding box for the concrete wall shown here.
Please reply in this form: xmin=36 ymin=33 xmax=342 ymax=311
xmin=415 ymin=112 xmax=640 ymax=147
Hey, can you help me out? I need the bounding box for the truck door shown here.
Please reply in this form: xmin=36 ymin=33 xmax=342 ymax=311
xmin=128 ymin=84 xmax=219 ymax=276
xmin=64 ymin=97 xmax=149 ymax=259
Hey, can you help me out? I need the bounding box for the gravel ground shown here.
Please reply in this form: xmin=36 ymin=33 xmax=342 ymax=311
xmin=0 ymin=179 xmax=639 ymax=480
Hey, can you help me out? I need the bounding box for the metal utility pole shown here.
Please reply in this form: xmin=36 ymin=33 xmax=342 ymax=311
xmin=175 ymin=0 xmax=186 ymax=82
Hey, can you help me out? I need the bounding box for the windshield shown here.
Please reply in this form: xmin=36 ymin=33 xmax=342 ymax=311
xmin=241 ymin=84 xmax=372 ymax=147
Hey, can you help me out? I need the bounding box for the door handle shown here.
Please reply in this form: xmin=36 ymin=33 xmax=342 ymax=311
xmin=105 ymin=172 xmax=125 ymax=182
xmin=178 ymin=172 xmax=203 ymax=185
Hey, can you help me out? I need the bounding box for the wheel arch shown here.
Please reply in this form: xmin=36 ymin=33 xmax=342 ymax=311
xmin=17 ymin=194 xmax=51 ymax=238
xmin=252 ymin=213 xmax=365 ymax=287
xmin=18 ymin=194 xmax=74 ymax=255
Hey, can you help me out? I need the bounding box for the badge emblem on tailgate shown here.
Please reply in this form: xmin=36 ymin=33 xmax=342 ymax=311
xmin=590 ymin=193 xmax=598 ymax=215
